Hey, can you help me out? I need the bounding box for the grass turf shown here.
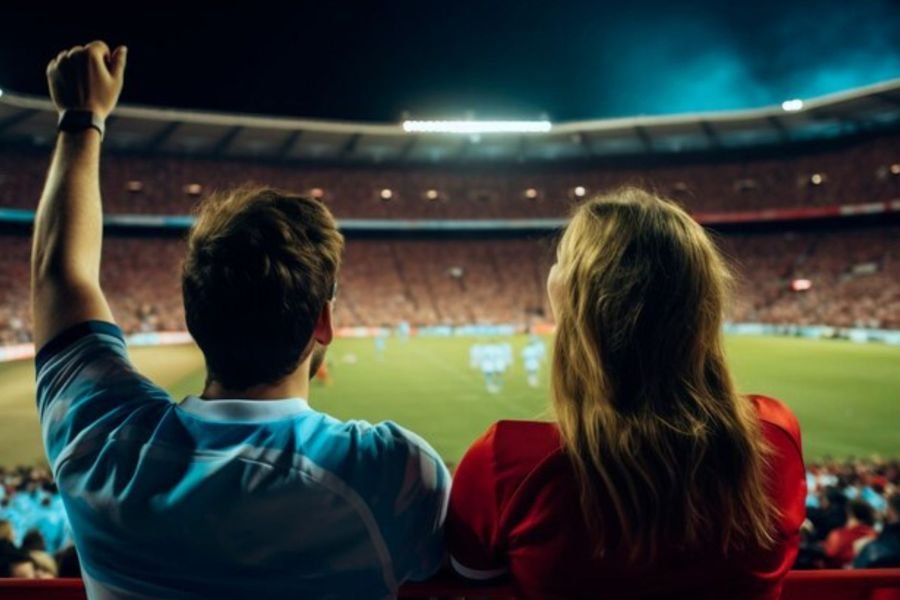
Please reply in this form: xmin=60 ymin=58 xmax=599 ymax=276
xmin=0 ymin=335 xmax=897 ymax=466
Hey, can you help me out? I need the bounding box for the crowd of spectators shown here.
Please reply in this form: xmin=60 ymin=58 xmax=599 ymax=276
xmin=0 ymin=224 xmax=898 ymax=344
xmin=1 ymin=131 xmax=899 ymax=220
xmin=723 ymin=226 xmax=900 ymax=329
xmin=799 ymin=458 xmax=900 ymax=569
xmin=2 ymin=457 xmax=897 ymax=579
xmin=0 ymin=466 xmax=78 ymax=579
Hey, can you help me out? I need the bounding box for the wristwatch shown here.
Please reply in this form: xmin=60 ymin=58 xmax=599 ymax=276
xmin=57 ymin=110 xmax=105 ymax=139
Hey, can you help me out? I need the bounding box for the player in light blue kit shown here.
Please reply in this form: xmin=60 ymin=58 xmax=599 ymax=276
xmin=374 ymin=329 xmax=388 ymax=359
xmin=475 ymin=342 xmax=501 ymax=394
xmin=522 ymin=336 xmax=547 ymax=388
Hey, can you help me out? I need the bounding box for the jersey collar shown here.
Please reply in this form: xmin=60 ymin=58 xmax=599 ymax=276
xmin=179 ymin=395 xmax=312 ymax=422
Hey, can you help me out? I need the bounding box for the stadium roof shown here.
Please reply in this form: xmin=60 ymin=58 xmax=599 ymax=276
xmin=1 ymin=79 xmax=899 ymax=164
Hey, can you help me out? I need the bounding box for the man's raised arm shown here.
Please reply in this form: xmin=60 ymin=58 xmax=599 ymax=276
xmin=31 ymin=41 xmax=127 ymax=349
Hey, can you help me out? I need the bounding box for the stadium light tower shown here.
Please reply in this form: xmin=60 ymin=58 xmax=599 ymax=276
xmin=402 ymin=120 xmax=552 ymax=134
xmin=781 ymin=99 xmax=804 ymax=112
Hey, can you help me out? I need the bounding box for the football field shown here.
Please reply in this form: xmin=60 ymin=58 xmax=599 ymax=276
xmin=0 ymin=335 xmax=898 ymax=467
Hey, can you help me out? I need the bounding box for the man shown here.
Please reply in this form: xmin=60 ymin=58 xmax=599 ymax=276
xmin=0 ymin=540 xmax=36 ymax=579
xmin=823 ymin=499 xmax=877 ymax=568
xmin=33 ymin=41 xmax=449 ymax=598
xmin=855 ymin=493 xmax=900 ymax=568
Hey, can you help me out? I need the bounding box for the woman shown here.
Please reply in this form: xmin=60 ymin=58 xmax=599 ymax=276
xmin=447 ymin=188 xmax=806 ymax=599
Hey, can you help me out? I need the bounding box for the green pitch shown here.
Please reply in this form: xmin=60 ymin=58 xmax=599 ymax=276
xmin=0 ymin=335 xmax=898 ymax=466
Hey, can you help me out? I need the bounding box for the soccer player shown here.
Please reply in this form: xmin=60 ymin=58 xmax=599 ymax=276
xmin=374 ymin=329 xmax=388 ymax=359
xmin=478 ymin=342 xmax=502 ymax=394
xmin=32 ymin=41 xmax=449 ymax=598
xmin=521 ymin=336 xmax=546 ymax=388
xmin=469 ymin=342 xmax=483 ymax=369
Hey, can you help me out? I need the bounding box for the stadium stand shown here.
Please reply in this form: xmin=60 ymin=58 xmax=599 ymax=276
xmin=1 ymin=130 xmax=899 ymax=219
xmin=1 ymin=222 xmax=899 ymax=343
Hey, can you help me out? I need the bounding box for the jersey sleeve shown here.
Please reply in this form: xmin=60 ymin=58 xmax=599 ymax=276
xmin=366 ymin=422 xmax=452 ymax=584
xmin=446 ymin=423 xmax=508 ymax=580
xmin=35 ymin=321 xmax=172 ymax=472
xmin=749 ymin=395 xmax=808 ymax=582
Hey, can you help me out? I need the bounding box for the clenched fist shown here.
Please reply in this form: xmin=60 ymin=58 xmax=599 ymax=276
xmin=46 ymin=41 xmax=127 ymax=119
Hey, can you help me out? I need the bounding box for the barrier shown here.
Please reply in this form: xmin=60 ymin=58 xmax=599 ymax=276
xmin=0 ymin=570 xmax=898 ymax=599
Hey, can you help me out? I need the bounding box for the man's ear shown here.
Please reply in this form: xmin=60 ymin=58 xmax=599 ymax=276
xmin=313 ymin=301 xmax=334 ymax=346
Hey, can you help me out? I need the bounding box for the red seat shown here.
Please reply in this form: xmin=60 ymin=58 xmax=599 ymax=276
xmin=0 ymin=570 xmax=897 ymax=599
xmin=0 ymin=578 xmax=87 ymax=599
xmin=782 ymin=569 xmax=900 ymax=600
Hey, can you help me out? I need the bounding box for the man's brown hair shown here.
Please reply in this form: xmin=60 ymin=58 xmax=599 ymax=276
xmin=182 ymin=187 xmax=343 ymax=391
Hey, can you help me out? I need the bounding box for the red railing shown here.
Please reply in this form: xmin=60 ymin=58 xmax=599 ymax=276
xmin=0 ymin=570 xmax=898 ymax=599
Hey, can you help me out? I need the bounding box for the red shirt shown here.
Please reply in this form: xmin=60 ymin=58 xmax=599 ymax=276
xmin=447 ymin=395 xmax=806 ymax=599
xmin=824 ymin=524 xmax=877 ymax=568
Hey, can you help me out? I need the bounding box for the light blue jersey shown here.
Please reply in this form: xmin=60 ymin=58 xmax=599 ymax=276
xmin=36 ymin=321 xmax=450 ymax=599
xmin=521 ymin=340 xmax=546 ymax=373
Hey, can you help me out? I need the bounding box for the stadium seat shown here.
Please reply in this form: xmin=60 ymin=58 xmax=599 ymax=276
xmin=0 ymin=571 xmax=898 ymax=599
xmin=0 ymin=578 xmax=86 ymax=599
xmin=781 ymin=569 xmax=900 ymax=600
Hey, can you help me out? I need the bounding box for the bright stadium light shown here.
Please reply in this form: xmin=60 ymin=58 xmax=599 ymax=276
xmin=573 ymin=186 xmax=587 ymax=198
xmin=781 ymin=99 xmax=804 ymax=112
xmin=0 ymin=88 xmax=4 ymax=98
xmin=524 ymin=188 xmax=538 ymax=199
xmin=425 ymin=189 xmax=439 ymax=200
xmin=402 ymin=120 xmax=552 ymax=134
xmin=380 ymin=188 xmax=393 ymax=200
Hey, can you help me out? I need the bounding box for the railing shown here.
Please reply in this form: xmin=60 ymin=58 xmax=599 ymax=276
xmin=0 ymin=570 xmax=898 ymax=599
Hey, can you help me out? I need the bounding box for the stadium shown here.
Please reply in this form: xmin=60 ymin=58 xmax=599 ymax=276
xmin=1 ymin=4 xmax=900 ymax=598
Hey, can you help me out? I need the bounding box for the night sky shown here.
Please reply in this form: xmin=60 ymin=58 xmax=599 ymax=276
xmin=2 ymin=0 xmax=899 ymax=122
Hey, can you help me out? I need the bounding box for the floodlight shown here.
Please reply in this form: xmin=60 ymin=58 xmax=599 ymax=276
xmin=402 ymin=120 xmax=552 ymax=134
xmin=573 ymin=186 xmax=586 ymax=197
xmin=781 ymin=99 xmax=804 ymax=112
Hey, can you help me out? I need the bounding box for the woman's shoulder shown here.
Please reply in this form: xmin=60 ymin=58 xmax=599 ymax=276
xmin=483 ymin=419 xmax=562 ymax=458
xmin=746 ymin=394 xmax=802 ymax=453
xmin=459 ymin=420 xmax=564 ymax=481
xmin=454 ymin=420 xmax=568 ymax=514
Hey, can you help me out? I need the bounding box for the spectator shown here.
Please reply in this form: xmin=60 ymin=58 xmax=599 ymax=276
xmin=54 ymin=545 xmax=80 ymax=578
xmin=0 ymin=540 xmax=35 ymax=578
xmin=824 ymin=500 xmax=877 ymax=568
xmin=808 ymin=487 xmax=850 ymax=543
xmin=30 ymin=41 xmax=449 ymax=597
xmin=20 ymin=530 xmax=45 ymax=553
xmin=447 ymin=188 xmax=806 ymax=598
xmin=0 ymin=520 xmax=13 ymax=545
xmin=854 ymin=493 xmax=900 ymax=568
xmin=27 ymin=550 xmax=57 ymax=579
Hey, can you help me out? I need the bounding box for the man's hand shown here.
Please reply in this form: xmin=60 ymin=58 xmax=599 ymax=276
xmin=46 ymin=41 xmax=127 ymax=119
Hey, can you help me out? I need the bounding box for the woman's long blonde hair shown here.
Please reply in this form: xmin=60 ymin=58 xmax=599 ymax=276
xmin=551 ymin=187 xmax=775 ymax=564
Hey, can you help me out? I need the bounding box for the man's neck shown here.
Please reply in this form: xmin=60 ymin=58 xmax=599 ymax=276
xmin=201 ymin=362 xmax=311 ymax=401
